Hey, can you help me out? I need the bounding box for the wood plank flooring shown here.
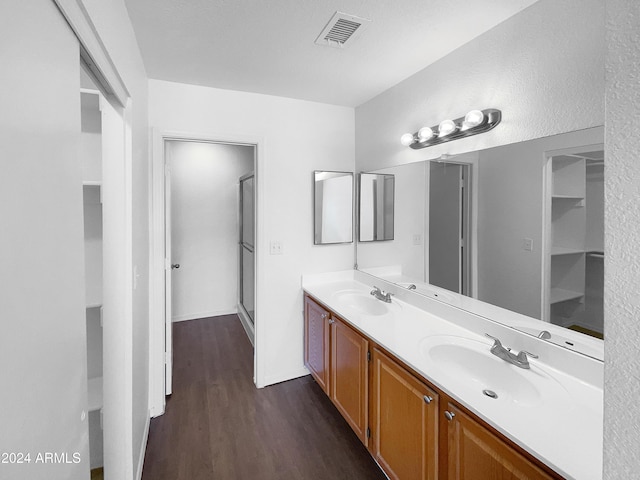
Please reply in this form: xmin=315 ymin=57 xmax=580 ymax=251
xmin=142 ymin=315 xmax=386 ymax=480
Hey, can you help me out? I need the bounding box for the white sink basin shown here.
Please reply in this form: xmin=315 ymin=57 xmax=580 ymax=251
xmin=420 ymin=335 xmax=568 ymax=408
xmin=332 ymin=289 xmax=397 ymax=316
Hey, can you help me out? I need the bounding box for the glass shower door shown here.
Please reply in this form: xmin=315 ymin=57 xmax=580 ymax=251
xmin=239 ymin=173 xmax=255 ymax=324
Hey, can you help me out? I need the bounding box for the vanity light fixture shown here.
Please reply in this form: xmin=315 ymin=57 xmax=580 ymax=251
xmin=401 ymin=108 xmax=502 ymax=150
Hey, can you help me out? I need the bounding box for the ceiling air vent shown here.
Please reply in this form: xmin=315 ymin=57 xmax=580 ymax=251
xmin=315 ymin=12 xmax=370 ymax=48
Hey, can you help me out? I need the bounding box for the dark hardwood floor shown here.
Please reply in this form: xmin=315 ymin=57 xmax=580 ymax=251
xmin=142 ymin=315 xmax=386 ymax=480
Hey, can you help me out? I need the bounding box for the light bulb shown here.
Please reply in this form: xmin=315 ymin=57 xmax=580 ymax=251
xmin=418 ymin=127 xmax=434 ymax=141
xmin=463 ymin=109 xmax=485 ymax=129
xmin=438 ymin=119 xmax=457 ymax=137
xmin=400 ymin=133 xmax=415 ymax=146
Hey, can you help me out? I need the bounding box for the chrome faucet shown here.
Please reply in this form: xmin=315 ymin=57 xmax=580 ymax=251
xmin=485 ymin=333 xmax=538 ymax=369
xmin=406 ymin=284 xmax=417 ymax=290
xmin=370 ymin=286 xmax=393 ymax=303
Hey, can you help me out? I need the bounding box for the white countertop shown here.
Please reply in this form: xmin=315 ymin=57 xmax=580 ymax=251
xmin=302 ymin=272 xmax=603 ymax=480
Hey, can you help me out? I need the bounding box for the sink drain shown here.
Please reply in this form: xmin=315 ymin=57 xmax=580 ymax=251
xmin=483 ymin=389 xmax=498 ymax=399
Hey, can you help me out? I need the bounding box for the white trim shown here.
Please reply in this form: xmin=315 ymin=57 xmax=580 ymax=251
xmin=172 ymin=309 xmax=238 ymax=322
xmin=149 ymin=129 xmax=266 ymax=415
xmin=53 ymin=0 xmax=129 ymax=106
xmin=264 ymin=368 xmax=310 ymax=387
xmin=135 ymin=411 xmax=151 ymax=480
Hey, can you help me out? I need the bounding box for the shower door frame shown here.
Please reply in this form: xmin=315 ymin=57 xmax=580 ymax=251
xmin=238 ymin=172 xmax=256 ymax=344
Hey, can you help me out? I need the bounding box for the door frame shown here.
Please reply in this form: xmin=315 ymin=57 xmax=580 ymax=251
xmin=149 ymin=129 xmax=265 ymax=417
xmin=53 ymin=1 xmax=135 ymax=478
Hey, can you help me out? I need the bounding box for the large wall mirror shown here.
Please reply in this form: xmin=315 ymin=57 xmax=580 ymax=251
xmin=356 ymin=126 xmax=604 ymax=360
xmin=314 ymin=171 xmax=354 ymax=245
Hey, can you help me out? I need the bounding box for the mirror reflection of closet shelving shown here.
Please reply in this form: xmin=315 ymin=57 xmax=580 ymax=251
xmin=548 ymin=149 xmax=604 ymax=338
xmin=81 ymin=88 xmax=104 ymax=471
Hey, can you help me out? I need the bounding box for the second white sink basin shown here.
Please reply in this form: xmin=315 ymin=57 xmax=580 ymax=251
xmin=420 ymin=335 xmax=568 ymax=408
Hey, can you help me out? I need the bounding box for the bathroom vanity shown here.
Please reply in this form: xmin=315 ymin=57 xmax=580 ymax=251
xmin=302 ymin=271 xmax=603 ymax=480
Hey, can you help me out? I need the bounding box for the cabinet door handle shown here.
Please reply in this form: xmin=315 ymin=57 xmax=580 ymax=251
xmin=423 ymin=395 xmax=433 ymax=404
xmin=328 ymin=318 xmax=336 ymax=324
xmin=444 ymin=410 xmax=455 ymax=421
xmin=321 ymin=313 xmax=328 ymax=320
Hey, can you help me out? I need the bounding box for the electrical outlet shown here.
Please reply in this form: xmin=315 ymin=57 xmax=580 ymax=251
xmin=413 ymin=234 xmax=422 ymax=245
xmin=270 ymin=240 xmax=283 ymax=255
xmin=522 ymin=238 xmax=533 ymax=252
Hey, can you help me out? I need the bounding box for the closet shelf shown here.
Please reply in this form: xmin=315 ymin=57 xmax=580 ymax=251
xmin=87 ymin=377 xmax=103 ymax=412
xmin=550 ymin=288 xmax=584 ymax=304
xmin=551 ymin=246 xmax=584 ymax=256
xmin=552 ymin=195 xmax=584 ymax=200
xmin=82 ymin=181 xmax=102 ymax=187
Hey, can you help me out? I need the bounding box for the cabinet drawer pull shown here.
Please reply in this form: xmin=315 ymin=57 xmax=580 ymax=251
xmin=423 ymin=395 xmax=433 ymax=404
xmin=444 ymin=410 xmax=455 ymax=421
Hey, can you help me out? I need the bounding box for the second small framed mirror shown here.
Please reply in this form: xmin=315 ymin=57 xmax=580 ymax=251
xmin=359 ymin=173 xmax=395 ymax=242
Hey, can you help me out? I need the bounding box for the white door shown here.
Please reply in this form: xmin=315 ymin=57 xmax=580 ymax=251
xmin=165 ymin=162 xmax=174 ymax=395
xmin=0 ymin=2 xmax=90 ymax=478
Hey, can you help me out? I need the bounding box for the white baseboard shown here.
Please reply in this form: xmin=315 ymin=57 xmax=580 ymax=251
xmin=172 ymin=308 xmax=237 ymax=322
xmin=263 ymin=367 xmax=310 ymax=387
xmin=135 ymin=410 xmax=151 ymax=480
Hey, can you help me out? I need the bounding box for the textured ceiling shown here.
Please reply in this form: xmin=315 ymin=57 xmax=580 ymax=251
xmin=125 ymin=0 xmax=538 ymax=107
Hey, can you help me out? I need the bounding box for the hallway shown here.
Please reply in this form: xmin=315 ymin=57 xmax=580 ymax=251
xmin=142 ymin=315 xmax=385 ymax=479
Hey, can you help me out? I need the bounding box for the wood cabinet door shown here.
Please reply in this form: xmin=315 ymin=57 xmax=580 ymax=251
xmin=304 ymin=296 xmax=330 ymax=393
xmin=370 ymin=348 xmax=439 ymax=480
xmin=445 ymin=403 xmax=557 ymax=480
xmin=330 ymin=316 xmax=368 ymax=444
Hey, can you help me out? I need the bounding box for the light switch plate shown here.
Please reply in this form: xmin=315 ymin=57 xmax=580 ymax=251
xmin=270 ymin=241 xmax=283 ymax=255
xmin=413 ymin=234 xmax=422 ymax=245
xmin=522 ymin=238 xmax=533 ymax=252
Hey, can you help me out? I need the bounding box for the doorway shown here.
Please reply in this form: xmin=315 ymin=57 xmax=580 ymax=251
xmin=544 ymin=146 xmax=604 ymax=338
xmin=150 ymin=133 xmax=260 ymax=414
xmin=428 ymin=161 xmax=472 ymax=295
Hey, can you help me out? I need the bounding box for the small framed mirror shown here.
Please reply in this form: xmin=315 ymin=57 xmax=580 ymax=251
xmin=359 ymin=173 xmax=395 ymax=242
xmin=314 ymin=171 xmax=354 ymax=245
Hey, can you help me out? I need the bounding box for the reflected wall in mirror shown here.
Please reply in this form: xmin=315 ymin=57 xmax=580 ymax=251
xmin=356 ymin=127 xmax=604 ymax=358
xmin=313 ymin=171 xmax=353 ymax=245
xmin=359 ymin=173 xmax=395 ymax=242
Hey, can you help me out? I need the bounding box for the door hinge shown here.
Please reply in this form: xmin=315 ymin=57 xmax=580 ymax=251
xmin=366 ymin=427 xmax=371 ymax=439
xmin=367 ymin=351 xmax=371 ymax=362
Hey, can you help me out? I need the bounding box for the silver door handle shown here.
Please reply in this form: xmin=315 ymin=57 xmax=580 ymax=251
xmin=171 ymin=264 xmax=180 ymax=269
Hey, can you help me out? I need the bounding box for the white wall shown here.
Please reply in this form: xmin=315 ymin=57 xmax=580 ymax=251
xmin=355 ymin=0 xmax=604 ymax=172
xmin=76 ymin=0 xmax=150 ymax=474
xmin=149 ymin=80 xmax=355 ymax=386
xmin=167 ymin=141 xmax=253 ymax=321
xmin=603 ymin=0 xmax=640 ymax=477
